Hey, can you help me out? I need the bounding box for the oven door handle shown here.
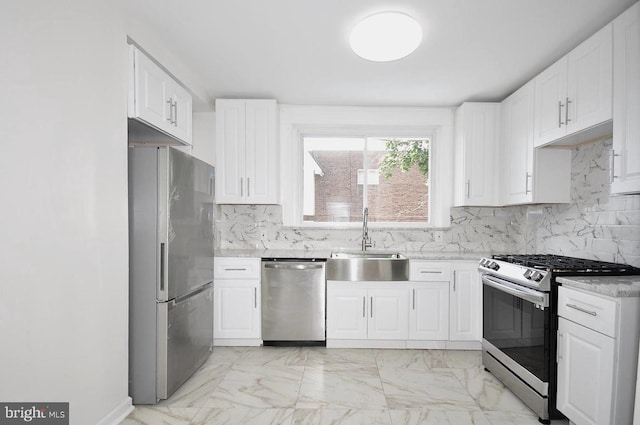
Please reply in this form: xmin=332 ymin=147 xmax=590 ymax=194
xmin=482 ymin=275 xmax=549 ymax=308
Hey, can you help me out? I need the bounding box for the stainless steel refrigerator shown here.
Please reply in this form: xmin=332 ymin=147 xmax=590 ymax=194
xmin=128 ymin=146 xmax=215 ymax=404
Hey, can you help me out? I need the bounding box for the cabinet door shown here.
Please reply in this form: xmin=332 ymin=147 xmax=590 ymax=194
xmin=409 ymin=282 xmax=449 ymax=340
xmin=215 ymin=99 xmax=247 ymax=203
xmin=327 ymin=284 xmax=368 ymax=340
xmin=368 ymin=287 xmax=409 ymax=340
xmin=454 ymin=103 xmax=500 ymax=206
xmin=557 ymin=317 xmax=614 ymax=425
xmin=244 ymin=100 xmax=278 ymax=204
xmin=168 ymin=79 xmax=193 ymax=145
xmin=501 ymin=81 xmax=535 ymax=204
xmin=450 ymin=265 xmax=481 ymax=341
xmin=612 ymin=2 xmax=640 ymax=195
xmin=534 ymin=57 xmax=568 ymax=147
xmin=132 ymin=48 xmax=173 ymax=135
xmin=214 ymin=280 xmax=260 ymax=339
xmin=566 ymin=24 xmax=613 ymax=136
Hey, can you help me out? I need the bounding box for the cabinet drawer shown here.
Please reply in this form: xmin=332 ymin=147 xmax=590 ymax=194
xmin=558 ymin=286 xmax=618 ymax=337
xmin=410 ymin=261 xmax=452 ymax=281
xmin=215 ymin=257 xmax=261 ymax=279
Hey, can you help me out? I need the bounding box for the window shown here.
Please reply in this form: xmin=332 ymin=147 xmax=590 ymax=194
xmin=279 ymin=105 xmax=454 ymax=228
xmin=303 ymin=136 xmax=430 ymax=224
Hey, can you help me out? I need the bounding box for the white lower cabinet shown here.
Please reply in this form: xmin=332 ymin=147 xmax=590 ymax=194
xmin=213 ymin=257 xmax=261 ymax=346
xmin=327 ymin=282 xmax=408 ymax=342
xmin=557 ymin=286 xmax=640 ymax=425
xmin=450 ymin=262 xmax=482 ymax=341
xmin=327 ymin=260 xmax=482 ymax=349
xmin=214 ymin=280 xmax=261 ymax=340
xmin=409 ymin=281 xmax=449 ymax=340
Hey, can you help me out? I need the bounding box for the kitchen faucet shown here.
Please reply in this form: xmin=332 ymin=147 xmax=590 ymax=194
xmin=361 ymin=207 xmax=372 ymax=251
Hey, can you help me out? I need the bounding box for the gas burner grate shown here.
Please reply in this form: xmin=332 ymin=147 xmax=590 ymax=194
xmin=492 ymin=254 xmax=640 ymax=274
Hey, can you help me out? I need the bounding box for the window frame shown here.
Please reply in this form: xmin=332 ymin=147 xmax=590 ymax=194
xmin=279 ymin=105 xmax=455 ymax=229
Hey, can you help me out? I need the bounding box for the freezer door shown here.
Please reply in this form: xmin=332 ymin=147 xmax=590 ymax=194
xmin=156 ymin=283 xmax=213 ymax=400
xmin=158 ymin=148 xmax=215 ymax=301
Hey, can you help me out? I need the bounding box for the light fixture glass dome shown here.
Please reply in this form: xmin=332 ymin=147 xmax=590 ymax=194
xmin=350 ymin=12 xmax=422 ymax=62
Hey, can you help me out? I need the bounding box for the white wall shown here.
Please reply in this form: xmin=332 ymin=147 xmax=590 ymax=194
xmin=192 ymin=112 xmax=216 ymax=167
xmin=0 ymin=1 xmax=131 ymax=424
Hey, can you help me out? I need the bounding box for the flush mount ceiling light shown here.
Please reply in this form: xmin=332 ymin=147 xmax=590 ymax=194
xmin=350 ymin=12 xmax=422 ymax=62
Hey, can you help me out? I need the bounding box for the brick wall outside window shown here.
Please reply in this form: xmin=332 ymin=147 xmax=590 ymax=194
xmin=305 ymin=151 xmax=429 ymax=223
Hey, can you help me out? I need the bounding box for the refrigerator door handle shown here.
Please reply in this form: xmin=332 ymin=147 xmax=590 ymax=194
xmin=160 ymin=242 xmax=166 ymax=294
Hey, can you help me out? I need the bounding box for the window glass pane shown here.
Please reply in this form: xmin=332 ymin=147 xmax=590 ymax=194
xmin=302 ymin=136 xmax=430 ymax=224
xmin=303 ymin=137 xmax=365 ymax=223
xmin=367 ymin=138 xmax=430 ymax=223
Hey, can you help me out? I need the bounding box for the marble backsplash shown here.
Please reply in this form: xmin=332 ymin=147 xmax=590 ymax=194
xmin=217 ymin=138 xmax=639 ymax=267
xmin=524 ymin=139 xmax=640 ymax=268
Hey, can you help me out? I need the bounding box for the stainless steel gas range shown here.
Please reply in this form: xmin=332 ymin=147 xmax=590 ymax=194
xmin=478 ymin=254 xmax=640 ymax=424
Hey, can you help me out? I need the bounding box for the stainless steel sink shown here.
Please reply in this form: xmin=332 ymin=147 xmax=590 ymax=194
xmin=327 ymin=252 xmax=409 ymax=281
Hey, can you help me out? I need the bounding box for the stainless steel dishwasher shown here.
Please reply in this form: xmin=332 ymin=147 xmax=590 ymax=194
xmin=261 ymin=258 xmax=327 ymax=345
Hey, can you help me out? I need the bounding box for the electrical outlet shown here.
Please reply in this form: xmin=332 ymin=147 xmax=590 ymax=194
xmin=433 ymin=231 xmax=443 ymax=243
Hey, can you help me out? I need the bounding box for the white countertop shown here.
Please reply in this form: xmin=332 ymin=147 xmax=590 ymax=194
xmin=215 ymin=249 xmax=486 ymax=261
xmin=557 ymin=276 xmax=640 ymax=298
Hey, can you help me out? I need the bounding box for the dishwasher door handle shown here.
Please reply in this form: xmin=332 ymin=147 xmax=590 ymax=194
xmin=263 ymin=263 xmax=324 ymax=270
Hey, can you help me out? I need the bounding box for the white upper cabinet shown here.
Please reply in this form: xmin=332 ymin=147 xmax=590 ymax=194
xmin=533 ymin=24 xmax=613 ymax=147
xmin=215 ymin=99 xmax=279 ymax=204
xmin=612 ymin=1 xmax=640 ymax=195
xmin=454 ymin=103 xmax=501 ymax=206
xmin=128 ymin=45 xmax=192 ymax=145
xmin=501 ymin=81 xmax=572 ymax=205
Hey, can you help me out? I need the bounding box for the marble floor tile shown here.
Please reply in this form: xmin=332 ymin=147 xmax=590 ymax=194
xmin=374 ymin=349 xmax=447 ymax=370
xmin=204 ymin=346 xmax=248 ymax=365
xmin=379 ymin=368 xmax=478 ymax=411
xmin=304 ymin=347 xmax=377 ymax=367
xmin=192 ymin=407 xmax=295 ymax=425
xmin=292 ymin=409 xmax=392 ymax=425
xmin=451 ymin=367 xmax=532 ymax=414
xmin=297 ymin=364 xmax=386 ymax=409
xmin=444 ymin=350 xmax=483 ymax=369
xmin=124 ymin=348 xmax=568 ymax=425
xmin=482 ymin=410 xmax=545 ymax=425
xmin=203 ymin=365 xmax=304 ymax=408
xmin=121 ymin=406 xmax=199 ymax=425
xmin=236 ymin=346 xmax=308 ymax=366
xmin=389 ymin=409 xmax=492 ymax=425
xmin=158 ymin=363 xmax=232 ymax=408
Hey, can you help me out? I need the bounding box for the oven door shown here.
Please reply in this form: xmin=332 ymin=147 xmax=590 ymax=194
xmin=482 ymin=274 xmax=550 ymax=386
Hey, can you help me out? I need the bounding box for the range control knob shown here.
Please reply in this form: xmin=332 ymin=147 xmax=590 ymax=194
xmin=489 ymin=261 xmax=500 ymax=271
xmin=531 ymin=271 xmax=543 ymax=282
xmin=523 ymin=270 xmax=533 ymax=279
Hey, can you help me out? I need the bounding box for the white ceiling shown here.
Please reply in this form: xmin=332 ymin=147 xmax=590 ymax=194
xmin=124 ymin=0 xmax=637 ymax=109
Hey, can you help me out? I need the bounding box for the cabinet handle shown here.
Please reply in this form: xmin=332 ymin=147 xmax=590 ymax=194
xmin=557 ymin=332 xmax=563 ymax=362
xmin=254 ymin=287 xmax=257 ymax=309
xmin=420 ymin=270 xmax=442 ymax=274
xmin=166 ymin=99 xmax=174 ymax=124
xmin=370 ymin=297 xmax=373 ymax=318
xmin=362 ymin=297 xmax=366 ymax=318
xmin=224 ymin=268 xmax=247 ymax=271
xmin=565 ymin=97 xmax=571 ymax=124
xmin=610 ymin=149 xmax=619 ymax=183
xmin=174 ymin=98 xmax=178 ymax=126
xmin=240 ymin=178 xmax=244 ymax=196
xmin=412 ymin=289 xmax=416 ymax=310
xmin=566 ymin=303 xmax=597 ymax=316
xmin=247 ymin=178 xmax=250 ymax=197
xmin=558 ymin=101 xmax=564 ymax=127
xmin=525 ymin=172 xmax=532 ymax=194
xmin=466 ymin=179 xmax=470 ymax=199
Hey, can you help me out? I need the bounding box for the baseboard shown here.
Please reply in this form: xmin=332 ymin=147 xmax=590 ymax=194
xmin=326 ymin=340 xmax=406 ymax=349
xmin=96 ymin=397 xmax=133 ymax=425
